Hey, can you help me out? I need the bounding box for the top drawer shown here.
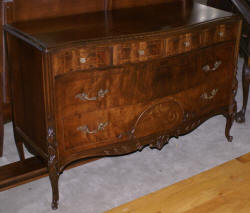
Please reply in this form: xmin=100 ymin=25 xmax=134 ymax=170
xmin=165 ymin=23 xmax=235 ymax=56
xmin=53 ymin=46 xmax=112 ymax=76
xmin=52 ymin=22 xmax=236 ymax=76
xmin=113 ymin=39 xmax=165 ymax=65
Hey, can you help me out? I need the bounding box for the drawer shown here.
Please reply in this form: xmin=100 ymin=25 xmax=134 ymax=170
xmin=165 ymin=32 xmax=199 ymax=56
xmin=53 ymin=46 xmax=111 ymax=76
xmin=57 ymin=80 xmax=231 ymax=155
xmin=58 ymin=97 xmax=185 ymax=153
xmin=113 ymin=39 xmax=164 ymax=65
xmin=163 ymin=41 xmax=235 ymax=89
xmin=165 ymin=23 xmax=235 ymax=57
xmin=55 ymin=42 xmax=235 ymax=117
xmin=201 ymin=23 xmax=235 ymax=46
xmin=176 ymin=82 xmax=232 ymax=119
xmin=197 ymin=41 xmax=235 ymax=84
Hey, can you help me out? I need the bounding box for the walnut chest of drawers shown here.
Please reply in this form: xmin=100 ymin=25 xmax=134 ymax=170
xmin=4 ymin=1 xmax=242 ymax=209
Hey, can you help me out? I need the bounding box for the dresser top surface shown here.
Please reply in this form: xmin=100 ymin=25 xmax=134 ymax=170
xmin=5 ymin=1 xmax=237 ymax=50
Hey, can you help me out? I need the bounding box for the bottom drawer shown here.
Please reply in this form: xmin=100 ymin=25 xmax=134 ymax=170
xmin=58 ymin=81 xmax=232 ymax=156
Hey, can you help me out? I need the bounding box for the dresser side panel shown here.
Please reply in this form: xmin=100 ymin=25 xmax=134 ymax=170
xmin=6 ymin=33 xmax=48 ymax=156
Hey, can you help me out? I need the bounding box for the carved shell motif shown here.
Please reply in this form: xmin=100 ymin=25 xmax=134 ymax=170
xmin=131 ymin=100 xmax=184 ymax=138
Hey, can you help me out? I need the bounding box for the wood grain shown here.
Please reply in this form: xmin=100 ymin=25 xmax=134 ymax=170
xmin=106 ymin=153 xmax=250 ymax=213
xmin=3 ymin=0 xmax=242 ymax=209
xmin=0 ymin=156 xmax=99 ymax=192
xmin=4 ymin=2 xmax=238 ymax=49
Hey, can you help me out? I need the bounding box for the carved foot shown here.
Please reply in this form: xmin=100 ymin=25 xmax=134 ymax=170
xmin=235 ymin=110 xmax=246 ymax=123
xmin=225 ymin=114 xmax=234 ymax=143
xmin=51 ymin=199 xmax=59 ymax=210
xmin=226 ymin=135 xmax=233 ymax=142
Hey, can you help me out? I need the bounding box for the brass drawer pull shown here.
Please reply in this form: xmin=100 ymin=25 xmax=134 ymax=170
xmin=200 ymin=89 xmax=218 ymax=100
xmin=219 ymin=32 xmax=224 ymax=37
xmin=138 ymin=50 xmax=145 ymax=56
xmin=80 ymin=57 xmax=87 ymax=64
xmin=77 ymin=122 xmax=108 ymax=134
xmin=202 ymin=61 xmax=222 ymax=73
xmin=75 ymin=89 xmax=109 ymax=101
xmin=184 ymin=41 xmax=190 ymax=47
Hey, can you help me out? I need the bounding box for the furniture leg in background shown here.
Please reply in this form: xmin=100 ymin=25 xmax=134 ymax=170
xmin=207 ymin=0 xmax=250 ymax=123
xmin=232 ymin=0 xmax=250 ymax=123
xmin=236 ymin=58 xmax=250 ymax=122
xmin=0 ymin=0 xmax=4 ymax=157
xmin=0 ymin=76 xmax=3 ymax=157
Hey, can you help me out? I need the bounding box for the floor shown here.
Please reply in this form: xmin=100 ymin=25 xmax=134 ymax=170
xmin=0 ymin=58 xmax=249 ymax=213
xmin=106 ymin=152 xmax=250 ymax=213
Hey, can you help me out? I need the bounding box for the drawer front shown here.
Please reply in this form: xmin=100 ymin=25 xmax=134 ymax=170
xmin=113 ymin=39 xmax=165 ymax=65
xmin=176 ymin=82 xmax=232 ymax=118
xmin=203 ymin=23 xmax=235 ymax=45
xmin=197 ymin=41 xmax=235 ymax=84
xmin=57 ymin=80 xmax=231 ymax=155
xmin=55 ymin=41 xmax=234 ymax=117
xmin=53 ymin=46 xmax=111 ymax=76
xmin=60 ymin=98 xmax=184 ymax=151
xmin=165 ymin=32 xmax=200 ymax=56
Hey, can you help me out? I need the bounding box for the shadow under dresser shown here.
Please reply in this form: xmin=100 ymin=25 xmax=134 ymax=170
xmin=3 ymin=0 xmax=242 ymax=209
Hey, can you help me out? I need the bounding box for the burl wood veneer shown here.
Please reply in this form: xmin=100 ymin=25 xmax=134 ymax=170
xmin=4 ymin=0 xmax=242 ymax=210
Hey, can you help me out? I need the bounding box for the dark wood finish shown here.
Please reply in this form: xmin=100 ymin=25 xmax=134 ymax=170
xmin=4 ymin=0 xmax=242 ymax=210
xmin=233 ymin=0 xmax=250 ymax=123
xmin=2 ymin=103 xmax=11 ymax=123
xmin=0 ymin=1 xmax=4 ymax=157
xmin=0 ymin=157 xmax=47 ymax=191
xmin=207 ymin=0 xmax=250 ymax=123
xmin=0 ymin=65 xmax=3 ymax=157
xmin=0 ymin=0 xmax=191 ymax=156
xmin=1 ymin=0 xmax=14 ymax=124
xmin=0 ymin=156 xmax=99 ymax=192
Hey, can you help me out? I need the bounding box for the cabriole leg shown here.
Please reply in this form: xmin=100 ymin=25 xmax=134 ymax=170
xmin=225 ymin=97 xmax=237 ymax=142
xmin=225 ymin=113 xmax=234 ymax=142
xmin=236 ymin=62 xmax=250 ymax=123
xmin=0 ymin=113 xmax=3 ymax=157
xmin=47 ymin=127 xmax=59 ymax=209
xmin=49 ymin=165 xmax=60 ymax=210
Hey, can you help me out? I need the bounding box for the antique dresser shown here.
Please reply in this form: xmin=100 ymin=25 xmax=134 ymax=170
xmin=4 ymin=0 xmax=242 ymax=209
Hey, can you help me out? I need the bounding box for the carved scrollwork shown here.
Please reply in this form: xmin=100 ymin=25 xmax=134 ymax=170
xmin=149 ymin=135 xmax=170 ymax=150
xmin=183 ymin=111 xmax=196 ymax=122
xmin=47 ymin=127 xmax=60 ymax=210
xmin=47 ymin=127 xmax=57 ymax=169
xmin=131 ymin=100 xmax=184 ymax=138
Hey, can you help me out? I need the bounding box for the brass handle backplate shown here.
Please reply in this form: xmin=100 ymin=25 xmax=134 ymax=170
xmin=138 ymin=50 xmax=145 ymax=56
xmin=75 ymin=89 xmax=109 ymax=101
xmin=184 ymin=41 xmax=190 ymax=47
xmin=80 ymin=57 xmax=87 ymax=64
xmin=77 ymin=122 xmax=108 ymax=134
xmin=200 ymin=89 xmax=218 ymax=100
xmin=219 ymin=32 xmax=224 ymax=37
xmin=202 ymin=61 xmax=222 ymax=73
